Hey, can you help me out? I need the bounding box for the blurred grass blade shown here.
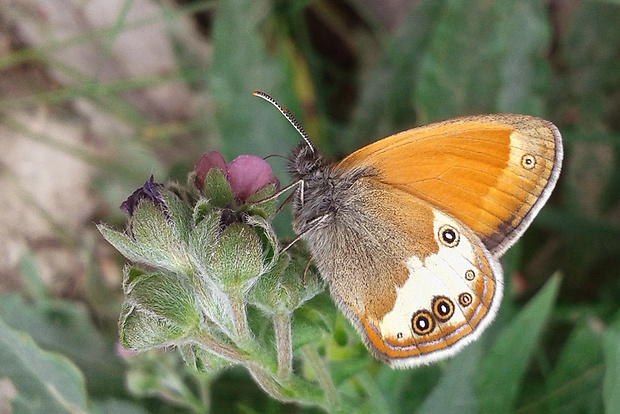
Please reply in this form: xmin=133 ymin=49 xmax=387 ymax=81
xmin=18 ymin=251 xmax=49 ymax=302
xmin=0 ymin=316 xmax=89 ymax=413
xmin=417 ymin=340 xmax=482 ymax=414
xmin=539 ymin=320 xmax=605 ymax=413
xmin=494 ymin=0 xmax=551 ymax=114
xmin=478 ymin=274 xmax=561 ymax=414
xmin=603 ymin=314 xmax=620 ymax=414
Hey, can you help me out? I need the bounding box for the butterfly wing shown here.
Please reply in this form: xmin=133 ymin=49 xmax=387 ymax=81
xmin=302 ymin=177 xmax=502 ymax=368
xmin=336 ymin=115 xmax=563 ymax=256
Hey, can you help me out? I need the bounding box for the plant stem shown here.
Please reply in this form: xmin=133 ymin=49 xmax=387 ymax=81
xmin=274 ymin=311 xmax=293 ymax=378
xmin=301 ymin=345 xmax=339 ymax=409
xmin=228 ymin=288 xmax=251 ymax=344
xmin=246 ymin=362 xmax=292 ymax=402
xmin=246 ymin=363 xmax=331 ymax=408
xmin=194 ymin=331 xmax=246 ymax=362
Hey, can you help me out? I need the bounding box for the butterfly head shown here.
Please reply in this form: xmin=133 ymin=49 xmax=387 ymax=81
xmin=287 ymin=142 xmax=329 ymax=181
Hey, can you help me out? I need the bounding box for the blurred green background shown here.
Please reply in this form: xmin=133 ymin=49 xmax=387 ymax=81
xmin=1 ymin=0 xmax=619 ymax=413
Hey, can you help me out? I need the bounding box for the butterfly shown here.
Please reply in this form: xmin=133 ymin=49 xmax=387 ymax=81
xmin=254 ymin=91 xmax=563 ymax=368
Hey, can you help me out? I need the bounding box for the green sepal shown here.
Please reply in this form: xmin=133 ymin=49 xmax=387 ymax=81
xmin=203 ymin=168 xmax=234 ymax=207
xmin=247 ymin=254 xmax=290 ymax=315
xmin=125 ymin=268 xmax=199 ymax=327
xmin=192 ymin=198 xmax=214 ymax=227
xmin=248 ymin=245 xmax=324 ymax=315
xmin=243 ymin=183 xmax=278 ymax=218
xmin=179 ymin=343 xmax=232 ymax=372
xmin=97 ymin=224 xmax=148 ymax=264
xmin=131 ymin=201 xmax=191 ymax=273
xmin=210 ymin=223 xmax=263 ymax=291
xmin=189 ymin=208 xmax=221 ymax=271
xmin=119 ymin=303 xmax=186 ymax=350
xmin=119 ymin=268 xmax=200 ymax=350
xmin=245 ymin=214 xmax=280 ymax=270
xmin=159 ymin=189 xmax=193 ymax=243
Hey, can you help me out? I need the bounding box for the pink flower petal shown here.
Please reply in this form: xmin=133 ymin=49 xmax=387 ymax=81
xmin=227 ymin=155 xmax=275 ymax=200
xmin=194 ymin=151 xmax=227 ymax=191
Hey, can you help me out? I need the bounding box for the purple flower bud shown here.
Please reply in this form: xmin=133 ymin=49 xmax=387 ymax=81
xmin=227 ymin=155 xmax=278 ymax=201
xmin=120 ymin=175 xmax=164 ymax=216
xmin=194 ymin=151 xmax=228 ymax=191
xmin=193 ymin=151 xmax=279 ymax=202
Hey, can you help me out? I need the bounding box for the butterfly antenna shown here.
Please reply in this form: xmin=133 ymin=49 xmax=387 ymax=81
xmin=253 ymin=91 xmax=315 ymax=154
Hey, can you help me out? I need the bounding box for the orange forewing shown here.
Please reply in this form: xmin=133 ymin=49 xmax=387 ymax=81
xmin=336 ymin=115 xmax=562 ymax=256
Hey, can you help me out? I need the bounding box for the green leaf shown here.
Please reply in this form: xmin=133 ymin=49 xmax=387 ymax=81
xmin=18 ymin=250 xmax=49 ymax=302
xmin=560 ymin=1 xmax=620 ymax=125
xmin=0 ymin=316 xmax=88 ymax=413
xmin=0 ymin=294 xmax=125 ymax=397
xmin=89 ymin=399 xmax=150 ymax=414
xmin=541 ymin=319 xmax=604 ymax=413
xmin=494 ymin=0 xmax=551 ymax=114
xmin=417 ymin=341 xmax=482 ymax=414
xmin=477 ymin=274 xmax=561 ymax=414
xmin=291 ymin=296 xmax=334 ymax=350
xmin=124 ymin=350 xmax=203 ymax=412
xmin=603 ymin=314 xmax=620 ymax=414
xmin=379 ymin=363 xmax=441 ymax=412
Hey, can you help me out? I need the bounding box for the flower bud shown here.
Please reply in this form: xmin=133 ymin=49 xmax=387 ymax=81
xmin=227 ymin=155 xmax=279 ymax=201
xmin=119 ymin=267 xmax=200 ymax=350
xmin=209 ymin=223 xmax=263 ymax=292
xmin=120 ymin=175 xmax=164 ymax=217
xmin=194 ymin=151 xmax=227 ymax=191
xmin=193 ymin=151 xmax=279 ymax=205
xmin=100 ymin=178 xmax=193 ymax=274
xmin=248 ymin=246 xmax=324 ymax=315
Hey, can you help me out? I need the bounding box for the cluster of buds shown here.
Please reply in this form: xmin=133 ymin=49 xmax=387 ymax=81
xmin=98 ymin=152 xmax=325 ymax=389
